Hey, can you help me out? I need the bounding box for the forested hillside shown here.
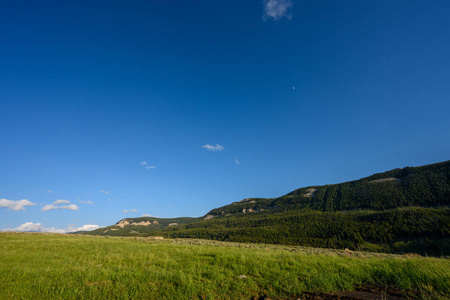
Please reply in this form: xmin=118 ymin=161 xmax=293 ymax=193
xmin=149 ymin=161 xmax=450 ymax=256
xmin=155 ymin=207 xmax=450 ymax=256
xmin=81 ymin=161 xmax=450 ymax=256
xmin=207 ymin=160 xmax=450 ymax=216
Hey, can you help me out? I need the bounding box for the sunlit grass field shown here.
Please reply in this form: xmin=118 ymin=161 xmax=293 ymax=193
xmin=0 ymin=233 xmax=449 ymax=299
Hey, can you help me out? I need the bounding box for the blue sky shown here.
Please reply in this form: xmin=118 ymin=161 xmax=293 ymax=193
xmin=1 ymin=0 xmax=449 ymax=232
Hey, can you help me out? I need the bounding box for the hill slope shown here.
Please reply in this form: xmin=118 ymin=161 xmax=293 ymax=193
xmin=152 ymin=161 xmax=450 ymax=255
xmin=205 ymin=160 xmax=450 ymax=218
xmin=157 ymin=207 xmax=450 ymax=255
xmin=80 ymin=216 xmax=199 ymax=236
xmin=82 ymin=160 xmax=450 ymax=255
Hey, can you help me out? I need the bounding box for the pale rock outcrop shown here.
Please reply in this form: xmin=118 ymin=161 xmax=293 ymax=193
xmin=116 ymin=220 xmax=130 ymax=228
xmin=116 ymin=220 xmax=157 ymax=228
xmin=132 ymin=221 xmax=152 ymax=226
xmin=304 ymin=188 xmax=317 ymax=197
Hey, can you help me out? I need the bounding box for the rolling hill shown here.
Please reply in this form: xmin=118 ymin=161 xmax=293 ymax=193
xmin=205 ymin=160 xmax=450 ymax=217
xmin=80 ymin=216 xmax=199 ymax=236
xmin=79 ymin=160 xmax=450 ymax=255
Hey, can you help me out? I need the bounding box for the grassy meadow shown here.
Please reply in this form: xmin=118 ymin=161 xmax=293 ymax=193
xmin=0 ymin=233 xmax=449 ymax=299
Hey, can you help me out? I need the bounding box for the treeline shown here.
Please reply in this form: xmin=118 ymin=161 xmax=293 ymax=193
xmin=208 ymin=161 xmax=450 ymax=216
xmin=152 ymin=207 xmax=450 ymax=256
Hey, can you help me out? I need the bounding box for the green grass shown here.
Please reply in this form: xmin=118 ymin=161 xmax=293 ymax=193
xmin=0 ymin=233 xmax=449 ymax=299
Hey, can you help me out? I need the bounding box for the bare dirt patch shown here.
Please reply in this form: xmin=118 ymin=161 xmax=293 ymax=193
xmin=368 ymin=178 xmax=400 ymax=184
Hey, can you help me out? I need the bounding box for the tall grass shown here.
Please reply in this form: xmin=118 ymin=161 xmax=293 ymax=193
xmin=0 ymin=233 xmax=448 ymax=299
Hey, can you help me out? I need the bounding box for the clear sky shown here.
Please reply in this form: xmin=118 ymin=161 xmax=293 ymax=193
xmin=1 ymin=0 xmax=449 ymax=233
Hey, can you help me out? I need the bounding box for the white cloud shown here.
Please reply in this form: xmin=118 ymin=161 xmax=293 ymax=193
xmin=202 ymin=144 xmax=225 ymax=151
xmin=145 ymin=165 xmax=156 ymax=169
xmin=62 ymin=204 xmax=79 ymax=210
xmin=65 ymin=224 xmax=100 ymax=232
xmin=140 ymin=161 xmax=147 ymax=166
xmin=263 ymin=0 xmax=293 ymax=21
xmin=53 ymin=199 xmax=70 ymax=204
xmin=47 ymin=190 xmax=53 ymax=193
xmin=234 ymin=157 xmax=240 ymax=165
xmin=42 ymin=204 xmax=57 ymax=211
xmin=2 ymin=222 xmax=100 ymax=233
xmin=100 ymin=190 xmax=110 ymax=195
xmin=123 ymin=209 xmax=138 ymax=213
xmin=142 ymin=213 xmax=159 ymax=218
xmin=2 ymin=222 xmax=63 ymax=233
xmin=0 ymin=199 xmax=36 ymax=211
xmin=42 ymin=204 xmax=79 ymax=211
xmin=78 ymin=199 xmax=94 ymax=205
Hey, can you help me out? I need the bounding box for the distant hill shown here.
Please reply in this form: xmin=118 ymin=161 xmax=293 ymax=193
xmin=79 ymin=160 xmax=450 ymax=256
xmin=155 ymin=160 xmax=450 ymax=256
xmin=78 ymin=216 xmax=199 ymax=236
xmin=205 ymin=160 xmax=450 ymax=218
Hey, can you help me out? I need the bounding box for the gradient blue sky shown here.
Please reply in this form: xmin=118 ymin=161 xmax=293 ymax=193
xmin=1 ymin=0 xmax=449 ymax=232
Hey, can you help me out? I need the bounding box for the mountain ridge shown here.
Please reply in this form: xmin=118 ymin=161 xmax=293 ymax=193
xmin=205 ymin=160 xmax=449 ymax=218
xmin=78 ymin=160 xmax=450 ymax=256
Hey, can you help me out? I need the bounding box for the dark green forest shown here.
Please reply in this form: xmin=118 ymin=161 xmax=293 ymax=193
xmin=151 ymin=207 xmax=449 ymax=256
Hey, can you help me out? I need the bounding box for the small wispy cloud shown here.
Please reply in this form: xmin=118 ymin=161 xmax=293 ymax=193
xmin=142 ymin=214 xmax=152 ymax=217
xmin=100 ymin=190 xmax=110 ymax=195
xmin=53 ymin=199 xmax=70 ymax=205
xmin=140 ymin=161 xmax=155 ymax=170
xmin=263 ymin=0 xmax=293 ymax=21
xmin=78 ymin=199 xmax=94 ymax=205
xmin=123 ymin=209 xmax=138 ymax=213
xmin=47 ymin=190 xmax=53 ymax=193
xmin=234 ymin=157 xmax=240 ymax=165
xmin=1 ymin=222 xmax=100 ymax=233
xmin=202 ymin=144 xmax=225 ymax=152
xmin=0 ymin=199 xmax=36 ymax=211
xmin=42 ymin=204 xmax=79 ymax=211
